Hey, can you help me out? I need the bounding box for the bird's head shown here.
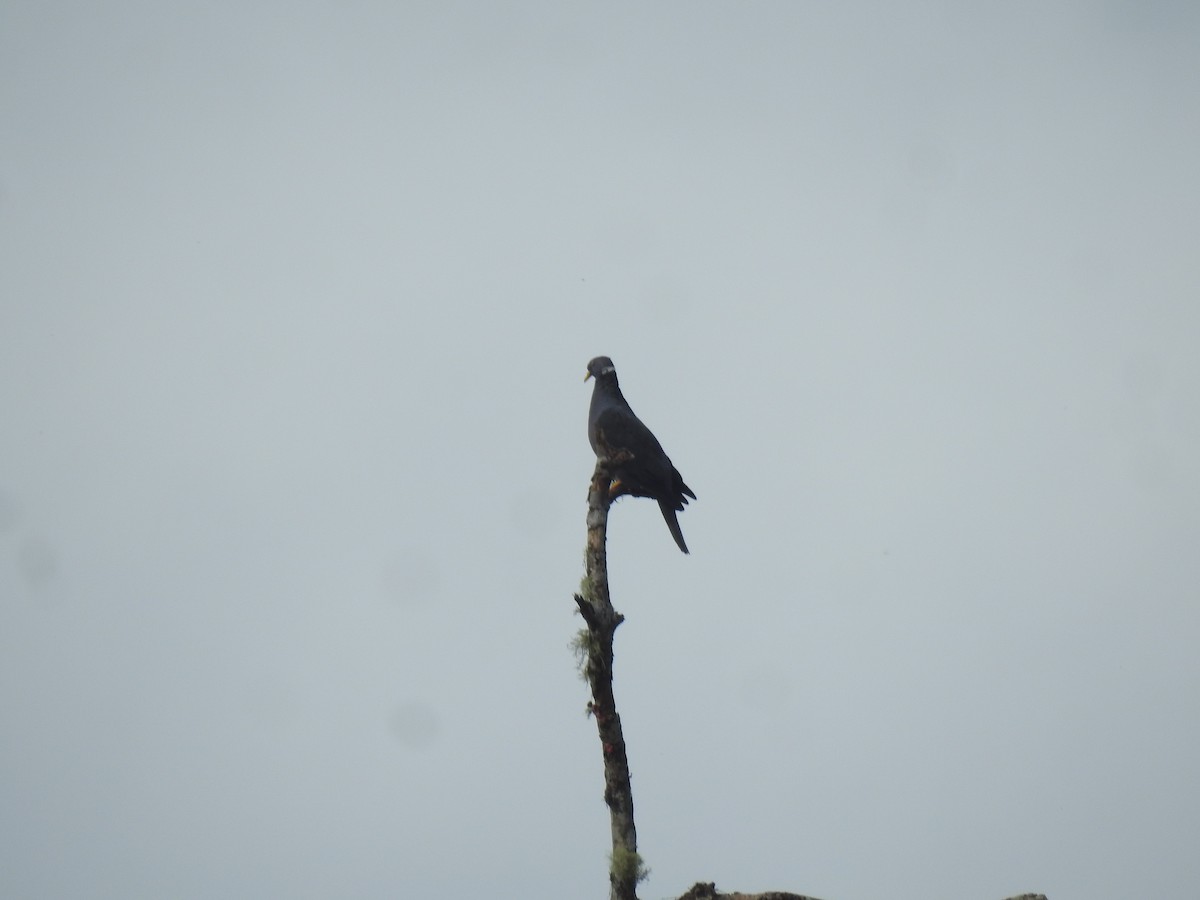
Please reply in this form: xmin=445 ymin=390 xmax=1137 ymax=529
xmin=585 ymin=356 xmax=617 ymax=381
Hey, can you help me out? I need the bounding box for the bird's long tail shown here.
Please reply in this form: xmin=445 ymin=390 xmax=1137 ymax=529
xmin=658 ymin=499 xmax=690 ymax=554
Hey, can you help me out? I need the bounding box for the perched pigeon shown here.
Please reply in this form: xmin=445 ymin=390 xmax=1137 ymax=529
xmin=585 ymin=356 xmax=696 ymax=553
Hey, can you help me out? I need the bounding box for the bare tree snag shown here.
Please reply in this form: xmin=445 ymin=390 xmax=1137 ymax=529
xmin=572 ymin=464 xmax=1048 ymax=900
xmin=574 ymin=458 xmax=644 ymax=900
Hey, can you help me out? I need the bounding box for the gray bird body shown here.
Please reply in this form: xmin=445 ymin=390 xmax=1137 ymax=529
xmin=585 ymin=356 xmax=695 ymax=553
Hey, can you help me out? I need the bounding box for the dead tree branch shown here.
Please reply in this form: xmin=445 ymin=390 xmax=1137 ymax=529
xmin=574 ymin=459 xmax=643 ymax=900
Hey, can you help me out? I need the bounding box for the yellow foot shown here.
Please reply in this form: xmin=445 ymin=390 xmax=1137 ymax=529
xmin=608 ymin=478 xmax=629 ymax=497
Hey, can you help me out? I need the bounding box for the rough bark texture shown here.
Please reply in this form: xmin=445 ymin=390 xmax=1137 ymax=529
xmin=676 ymin=884 xmax=821 ymax=900
xmin=574 ymin=459 xmax=640 ymax=900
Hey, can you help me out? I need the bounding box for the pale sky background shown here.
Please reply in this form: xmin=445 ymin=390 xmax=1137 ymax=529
xmin=2 ymin=3 xmax=1199 ymax=899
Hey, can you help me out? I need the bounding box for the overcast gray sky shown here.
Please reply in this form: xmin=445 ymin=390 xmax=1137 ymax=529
xmin=2 ymin=3 xmax=1199 ymax=899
